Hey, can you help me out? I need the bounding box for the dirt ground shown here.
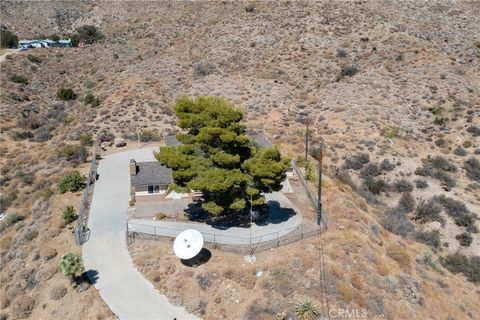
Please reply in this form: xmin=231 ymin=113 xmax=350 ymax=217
xmin=129 ymin=178 xmax=480 ymax=320
xmin=1 ymin=1 xmax=479 ymax=319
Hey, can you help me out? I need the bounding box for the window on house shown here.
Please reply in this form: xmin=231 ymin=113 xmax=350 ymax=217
xmin=148 ymin=185 xmax=160 ymax=194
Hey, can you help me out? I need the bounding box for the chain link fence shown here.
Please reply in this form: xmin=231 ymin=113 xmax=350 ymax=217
xmin=292 ymin=160 xmax=329 ymax=230
xmin=127 ymin=220 xmax=325 ymax=255
xmin=126 ymin=160 xmax=329 ymax=254
xmin=74 ymin=139 xmax=101 ymax=245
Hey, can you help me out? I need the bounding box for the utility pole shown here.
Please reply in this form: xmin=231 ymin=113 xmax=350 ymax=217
xmin=249 ymin=193 xmax=253 ymax=255
xmin=317 ymin=145 xmax=323 ymax=226
xmin=305 ymin=115 xmax=309 ymax=161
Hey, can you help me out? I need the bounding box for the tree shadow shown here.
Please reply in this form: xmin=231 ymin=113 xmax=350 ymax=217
xmin=180 ymin=248 xmax=212 ymax=267
xmin=183 ymin=200 xmax=296 ymax=230
xmin=255 ymin=200 xmax=296 ymax=226
xmin=84 ymin=269 xmax=99 ymax=284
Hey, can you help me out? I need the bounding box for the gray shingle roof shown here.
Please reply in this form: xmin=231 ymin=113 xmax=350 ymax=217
xmin=164 ymin=134 xmax=182 ymax=146
xmin=131 ymin=161 xmax=172 ymax=186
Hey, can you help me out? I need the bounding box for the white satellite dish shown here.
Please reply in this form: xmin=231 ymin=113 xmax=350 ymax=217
xmin=173 ymin=229 xmax=204 ymax=260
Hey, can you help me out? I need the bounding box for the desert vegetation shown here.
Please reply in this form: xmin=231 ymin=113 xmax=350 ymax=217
xmin=1 ymin=0 xmax=479 ymax=319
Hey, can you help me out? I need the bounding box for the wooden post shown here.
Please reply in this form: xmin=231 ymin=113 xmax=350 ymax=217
xmin=317 ymin=145 xmax=323 ymax=226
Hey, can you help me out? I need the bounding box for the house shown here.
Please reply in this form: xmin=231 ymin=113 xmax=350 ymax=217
xmin=18 ymin=38 xmax=72 ymax=50
xmin=57 ymin=39 xmax=73 ymax=47
xmin=129 ymin=159 xmax=190 ymax=203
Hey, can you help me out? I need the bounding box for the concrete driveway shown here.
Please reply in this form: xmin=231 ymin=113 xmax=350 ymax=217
xmin=82 ymin=146 xmax=197 ymax=320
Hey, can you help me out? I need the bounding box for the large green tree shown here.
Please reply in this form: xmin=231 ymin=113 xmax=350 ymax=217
xmin=155 ymin=96 xmax=290 ymax=215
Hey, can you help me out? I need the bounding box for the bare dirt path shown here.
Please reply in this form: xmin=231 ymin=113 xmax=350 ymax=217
xmin=0 ymin=49 xmax=19 ymax=63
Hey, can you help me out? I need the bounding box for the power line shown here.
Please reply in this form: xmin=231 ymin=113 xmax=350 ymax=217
xmin=317 ymin=145 xmax=330 ymax=319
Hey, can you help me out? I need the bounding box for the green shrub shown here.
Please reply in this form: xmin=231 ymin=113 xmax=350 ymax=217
xmin=245 ymin=3 xmax=256 ymax=12
xmin=0 ymin=190 xmax=17 ymax=211
xmin=295 ymin=155 xmax=306 ymax=167
xmin=415 ymin=157 xmax=457 ymax=190
xmin=434 ymin=116 xmax=448 ymax=126
xmin=62 ymin=205 xmax=76 ymax=224
xmin=63 ymin=33 xmax=80 ymax=47
xmin=139 ymin=129 xmax=161 ymax=142
xmin=0 ymin=28 xmax=18 ymax=48
xmin=16 ymin=170 xmax=35 ymax=185
xmin=464 ymin=157 xmax=480 ymax=182
xmin=414 ymin=179 xmax=428 ymax=189
xmin=336 ymin=65 xmax=358 ymax=81
xmin=453 ymin=147 xmax=467 ymax=157
xmin=382 ymin=207 xmax=415 ymax=236
xmin=10 ymin=130 xmax=33 ymax=141
xmin=382 ymin=126 xmax=401 ymax=139
xmin=344 ymin=152 xmax=370 ymax=170
xmin=27 ymin=54 xmax=42 ymax=64
xmin=441 ymin=253 xmax=480 ymax=283
xmin=391 ymin=179 xmax=413 ymax=193
xmin=9 ymin=74 xmax=28 ymax=85
xmin=76 ymin=25 xmax=104 ymax=44
xmin=295 ymin=298 xmax=319 ymax=320
xmin=379 ymin=159 xmax=395 ymax=171
xmin=416 ymin=231 xmax=441 ymax=249
xmin=57 ymin=88 xmax=77 ymax=100
xmin=49 ymin=34 xmax=60 ymax=41
xmin=466 ymin=125 xmax=480 ymax=137
xmin=364 ymin=177 xmax=389 ymax=195
xmin=422 ymin=252 xmax=443 ymax=273
xmin=430 ymin=156 xmax=457 ymax=172
xmin=79 ymin=134 xmax=93 ymax=147
xmin=398 ymin=192 xmax=415 ymax=213
xmin=360 ymin=163 xmax=380 ymax=179
xmin=435 ymin=138 xmax=447 ymax=148
xmin=432 ymin=195 xmax=473 ymax=228
xmin=59 ymin=253 xmax=84 ymax=285
xmin=0 ymin=212 xmax=21 ymax=232
xmin=58 ymin=171 xmax=86 ymax=193
xmin=57 ymin=144 xmax=88 ymax=163
xmin=455 ymin=232 xmax=473 ymax=247
xmin=84 ymin=93 xmax=101 ymax=107
xmin=305 ymin=161 xmax=316 ymax=182
xmin=413 ymin=199 xmax=444 ymax=224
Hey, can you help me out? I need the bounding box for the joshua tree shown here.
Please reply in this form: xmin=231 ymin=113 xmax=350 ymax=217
xmin=59 ymin=253 xmax=84 ymax=285
xmin=295 ymin=298 xmax=320 ymax=320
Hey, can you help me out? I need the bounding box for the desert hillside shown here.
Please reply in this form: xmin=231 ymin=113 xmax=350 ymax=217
xmin=1 ymin=1 xmax=479 ymax=319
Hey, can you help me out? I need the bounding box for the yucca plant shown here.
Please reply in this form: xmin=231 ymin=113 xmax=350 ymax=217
xmin=59 ymin=253 xmax=84 ymax=286
xmin=295 ymin=298 xmax=320 ymax=320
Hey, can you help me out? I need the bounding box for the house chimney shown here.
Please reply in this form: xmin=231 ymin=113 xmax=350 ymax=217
xmin=129 ymin=159 xmax=137 ymax=175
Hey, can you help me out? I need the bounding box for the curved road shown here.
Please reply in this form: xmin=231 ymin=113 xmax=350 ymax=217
xmin=83 ymin=147 xmax=197 ymax=320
